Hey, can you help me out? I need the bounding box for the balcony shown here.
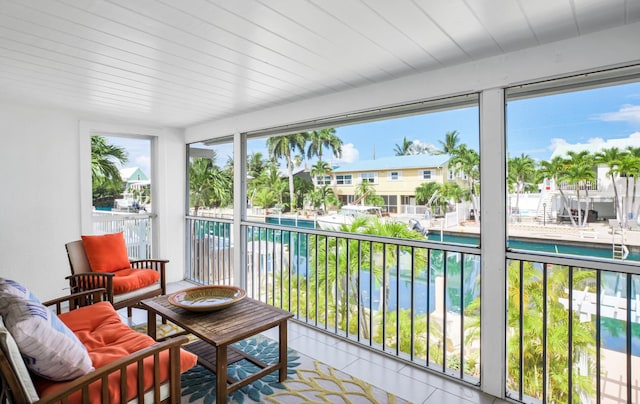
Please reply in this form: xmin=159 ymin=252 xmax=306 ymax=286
xmin=182 ymin=215 xmax=640 ymax=403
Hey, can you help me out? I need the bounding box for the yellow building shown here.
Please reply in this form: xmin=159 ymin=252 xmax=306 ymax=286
xmin=325 ymin=154 xmax=455 ymax=214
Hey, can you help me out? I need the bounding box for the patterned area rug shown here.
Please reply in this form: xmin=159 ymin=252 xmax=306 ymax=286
xmin=133 ymin=322 xmax=410 ymax=404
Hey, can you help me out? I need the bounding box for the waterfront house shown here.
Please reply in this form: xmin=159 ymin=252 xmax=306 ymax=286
xmin=328 ymin=154 xmax=454 ymax=214
xmin=119 ymin=167 xmax=149 ymax=184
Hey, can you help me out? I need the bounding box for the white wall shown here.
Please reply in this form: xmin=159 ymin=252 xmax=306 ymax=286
xmin=154 ymin=127 xmax=187 ymax=284
xmin=0 ymin=103 xmax=81 ymax=299
xmin=0 ymin=103 xmax=185 ymax=300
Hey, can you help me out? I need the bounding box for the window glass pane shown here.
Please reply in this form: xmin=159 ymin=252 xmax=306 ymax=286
xmin=421 ymin=170 xmax=433 ymax=180
xmin=505 ymin=77 xmax=640 ymax=404
xmin=187 ymin=140 xmax=233 ymax=217
xmin=91 ymin=136 xmax=151 ymax=212
xmin=506 ymin=80 xmax=640 ymax=260
xmin=91 ymin=135 xmax=153 ymax=258
xmin=244 ymin=99 xmax=479 ymax=241
xmin=361 ymin=172 xmax=377 ymax=183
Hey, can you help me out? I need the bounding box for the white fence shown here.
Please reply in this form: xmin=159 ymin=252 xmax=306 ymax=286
xmin=92 ymin=211 xmax=154 ymax=259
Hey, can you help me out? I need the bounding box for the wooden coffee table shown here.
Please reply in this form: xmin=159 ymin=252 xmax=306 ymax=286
xmin=140 ymin=294 xmax=293 ymax=403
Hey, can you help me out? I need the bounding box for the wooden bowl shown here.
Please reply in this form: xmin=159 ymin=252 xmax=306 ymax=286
xmin=168 ymin=285 xmax=246 ymax=312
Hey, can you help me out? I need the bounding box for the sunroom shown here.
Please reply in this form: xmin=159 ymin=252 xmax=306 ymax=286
xmin=1 ymin=2 xmax=640 ymax=403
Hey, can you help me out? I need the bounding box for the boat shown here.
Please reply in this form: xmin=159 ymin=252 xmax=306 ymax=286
xmin=113 ymin=185 xmax=150 ymax=213
xmin=316 ymin=205 xmax=386 ymax=230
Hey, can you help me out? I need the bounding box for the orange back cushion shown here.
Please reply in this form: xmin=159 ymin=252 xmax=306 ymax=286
xmin=81 ymin=233 xmax=130 ymax=273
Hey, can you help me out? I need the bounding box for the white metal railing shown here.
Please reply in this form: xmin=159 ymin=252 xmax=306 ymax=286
xmin=400 ymin=204 xmax=429 ymax=215
xmin=184 ymin=217 xmax=233 ymax=285
xmin=506 ymin=249 xmax=640 ymax=403
xmin=185 ymin=216 xmax=482 ymax=385
xmin=184 ymin=216 xmax=640 ymax=402
xmin=557 ymin=180 xmax=599 ymax=191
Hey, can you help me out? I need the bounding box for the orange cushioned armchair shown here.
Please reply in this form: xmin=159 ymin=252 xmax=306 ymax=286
xmin=65 ymin=232 xmax=168 ymax=318
xmin=0 ymin=282 xmax=197 ymax=404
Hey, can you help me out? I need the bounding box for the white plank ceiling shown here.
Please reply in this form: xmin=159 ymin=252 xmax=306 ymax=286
xmin=0 ymin=0 xmax=638 ymax=127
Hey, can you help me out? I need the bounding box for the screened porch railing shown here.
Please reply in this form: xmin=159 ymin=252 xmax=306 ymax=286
xmin=185 ymin=216 xmax=481 ymax=385
xmin=184 ymin=216 xmax=640 ymax=402
xmin=506 ymin=250 xmax=640 ymax=404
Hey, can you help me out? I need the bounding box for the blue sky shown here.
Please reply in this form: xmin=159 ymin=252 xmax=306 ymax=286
xmin=507 ymin=82 xmax=640 ymax=161
xmin=245 ymin=81 xmax=640 ymax=166
xmin=332 ymin=107 xmax=479 ymax=162
xmin=107 ymin=136 xmax=151 ymax=177
xmin=112 ymin=81 xmax=640 ymax=175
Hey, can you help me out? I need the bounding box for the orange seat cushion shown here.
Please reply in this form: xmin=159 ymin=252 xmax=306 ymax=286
xmin=81 ymin=232 xmax=131 ymax=273
xmin=34 ymin=302 xmax=197 ymax=403
xmin=112 ymin=268 xmax=160 ymax=294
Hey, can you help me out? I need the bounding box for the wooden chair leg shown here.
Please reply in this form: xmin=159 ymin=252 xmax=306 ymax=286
xmin=127 ymin=306 xmax=133 ymax=318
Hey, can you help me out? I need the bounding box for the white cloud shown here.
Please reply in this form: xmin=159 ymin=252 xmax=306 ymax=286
xmin=548 ymin=137 xmax=569 ymax=152
xmin=587 ymin=137 xmax=605 ymax=144
xmin=410 ymin=140 xmax=441 ymax=154
xmin=629 ymin=131 xmax=640 ymax=139
xmin=335 ymin=143 xmax=359 ymax=163
xmin=135 ymin=156 xmax=151 ymax=177
xmin=595 ymin=104 xmax=640 ymax=123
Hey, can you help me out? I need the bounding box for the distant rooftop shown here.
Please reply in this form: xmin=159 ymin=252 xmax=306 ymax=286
xmin=119 ymin=167 xmax=148 ymax=182
xmin=332 ymin=154 xmax=450 ymax=173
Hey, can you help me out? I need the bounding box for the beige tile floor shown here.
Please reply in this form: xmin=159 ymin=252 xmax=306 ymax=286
xmin=122 ymin=280 xmax=508 ymax=404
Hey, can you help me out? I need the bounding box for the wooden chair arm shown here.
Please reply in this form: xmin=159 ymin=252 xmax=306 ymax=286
xmin=35 ymin=336 xmax=190 ymax=404
xmin=66 ymin=273 xmax=114 ymax=305
xmin=41 ymin=288 xmax=109 ymax=314
xmin=130 ymin=259 xmax=169 ymax=265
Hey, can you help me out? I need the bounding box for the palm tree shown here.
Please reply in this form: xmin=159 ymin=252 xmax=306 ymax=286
xmin=91 ymin=135 xmax=128 ymax=188
xmin=354 ymin=179 xmax=384 ymax=206
xmin=310 ymin=218 xmax=426 ymax=341
xmin=252 ymin=187 xmax=276 ymax=209
xmin=538 ymin=156 xmax=577 ymax=226
xmin=595 ymin=147 xmax=625 ymax=221
xmin=247 ymin=152 xmax=266 ymax=179
xmin=310 ymin=160 xmax=332 ymax=185
xmin=293 ymin=176 xmax=314 ymax=210
xmin=393 ymin=137 xmax=413 ymax=156
xmin=505 ymin=261 xmax=595 ymax=402
xmin=267 ymin=132 xmax=308 ymax=211
xmin=252 ymin=165 xmax=287 ymax=206
xmin=436 ymin=130 xmax=460 ymax=155
xmin=449 ymin=144 xmax=479 ymax=219
xmin=310 ymin=217 xmax=371 ymax=336
xmin=91 ymin=136 xmax=129 ymax=207
xmin=508 ymin=154 xmax=536 ymax=218
xmin=306 ymin=185 xmax=338 ymax=211
xmin=440 ymin=181 xmax=466 ymax=209
xmin=189 ymin=158 xmax=210 ymax=214
xmin=562 ymin=151 xmax=595 ymax=227
xmin=188 ymin=156 xmax=232 ymax=214
xmin=306 ymin=128 xmax=342 ymax=161
xmin=415 ymin=182 xmax=440 ymax=205
xmin=363 ymin=220 xmax=429 ymax=353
